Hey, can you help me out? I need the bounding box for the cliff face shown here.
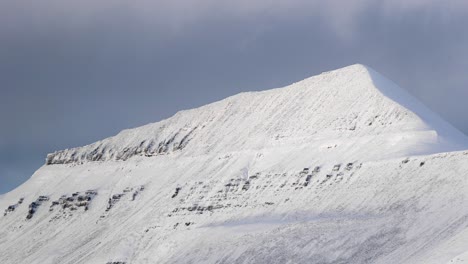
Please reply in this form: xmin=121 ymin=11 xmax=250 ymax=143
xmin=2 ymin=64 xmax=468 ymax=264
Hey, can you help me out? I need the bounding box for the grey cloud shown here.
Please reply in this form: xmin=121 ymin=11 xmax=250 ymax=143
xmin=2 ymin=1 xmax=467 ymax=35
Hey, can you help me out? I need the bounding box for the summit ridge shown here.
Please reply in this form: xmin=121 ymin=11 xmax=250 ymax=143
xmin=46 ymin=64 xmax=468 ymax=165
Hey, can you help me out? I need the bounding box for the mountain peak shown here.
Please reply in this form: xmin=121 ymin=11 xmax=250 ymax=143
xmin=316 ymin=63 xmax=372 ymax=77
xmin=45 ymin=64 xmax=468 ymax=165
xmin=4 ymin=64 xmax=468 ymax=264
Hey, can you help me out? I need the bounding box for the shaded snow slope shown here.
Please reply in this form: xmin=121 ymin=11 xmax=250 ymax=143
xmin=46 ymin=64 xmax=468 ymax=165
xmin=2 ymin=64 xmax=468 ymax=264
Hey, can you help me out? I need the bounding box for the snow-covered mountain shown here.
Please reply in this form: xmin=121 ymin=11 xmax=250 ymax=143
xmin=2 ymin=64 xmax=468 ymax=264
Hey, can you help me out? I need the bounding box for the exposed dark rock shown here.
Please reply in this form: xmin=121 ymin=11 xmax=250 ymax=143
xmin=38 ymin=196 xmax=50 ymax=202
xmin=45 ymin=127 xmax=198 ymax=165
xmin=132 ymin=185 xmax=145 ymax=201
xmin=304 ymin=175 xmax=313 ymax=187
xmin=4 ymin=197 xmax=24 ymax=217
xmin=242 ymin=181 xmax=250 ymax=191
xmin=333 ymin=164 xmax=341 ymax=172
xmin=4 ymin=205 xmax=16 ymax=216
xmin=171 ymin=187 xmax=182 ymax=198
xmin=106 ymin=185 xmax=143 ymax=211
xmin=50 ymin=190 xmax=98 ymax=215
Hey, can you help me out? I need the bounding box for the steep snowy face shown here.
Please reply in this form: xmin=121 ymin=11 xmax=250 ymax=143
xmin=46 ymin=64 xmax=468 ymax=165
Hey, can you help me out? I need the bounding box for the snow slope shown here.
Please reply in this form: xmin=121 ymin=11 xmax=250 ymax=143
xmin=2 ymin=64 xmax=468 ymax=264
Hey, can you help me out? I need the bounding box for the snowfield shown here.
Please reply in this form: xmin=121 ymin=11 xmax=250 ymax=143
xmin=2 ymin=64 xmax=468 ymax=264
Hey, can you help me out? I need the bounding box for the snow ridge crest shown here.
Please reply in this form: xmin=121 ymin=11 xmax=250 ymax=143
xmin=45 ymin=64 xmax=468 ymax=165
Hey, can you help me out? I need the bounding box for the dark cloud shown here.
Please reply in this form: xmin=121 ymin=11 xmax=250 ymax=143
xmin=1 ymin=1 xmax=468 ymax=193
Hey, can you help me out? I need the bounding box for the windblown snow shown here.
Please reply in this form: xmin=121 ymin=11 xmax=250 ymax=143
xmin=2 ymin=64 xmax=468 ymax=264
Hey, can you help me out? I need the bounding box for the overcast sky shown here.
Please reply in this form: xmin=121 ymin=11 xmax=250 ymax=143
xmin=1 ymin=0 xmax=468 ymax=194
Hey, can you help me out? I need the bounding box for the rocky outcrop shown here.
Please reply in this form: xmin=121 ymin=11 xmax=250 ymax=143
xmin=46 ymin=126 xmax=198 ymax=165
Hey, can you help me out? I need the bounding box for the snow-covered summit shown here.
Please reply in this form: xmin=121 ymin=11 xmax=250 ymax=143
xmin=46 ymin=64 xmax=468 ymax=165
xmin=4 ymin=64 xmax=468 ymax=264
